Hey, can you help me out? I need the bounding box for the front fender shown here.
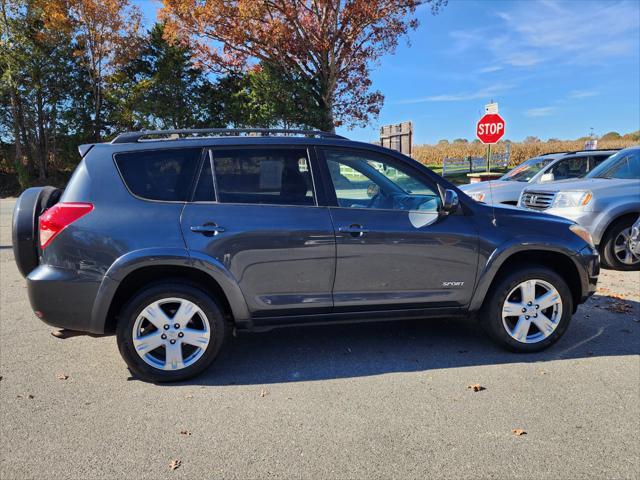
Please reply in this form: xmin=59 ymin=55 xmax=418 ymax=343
xmin=468 ymin=237 xmax=584 ymax=312
xmin=89 ymin=248 xmax=251 ymax=333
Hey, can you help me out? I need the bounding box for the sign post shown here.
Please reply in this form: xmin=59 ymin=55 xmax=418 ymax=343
xmin=476 ymin=109 xmax=506 ymax=172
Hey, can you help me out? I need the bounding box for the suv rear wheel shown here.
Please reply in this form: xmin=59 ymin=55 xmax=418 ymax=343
xmin=600 ymin=217 xmax=640 ymax=271
xmin=116 ymin=282 xmax=229 ymax=382
xmin=481 ymin=266 xmax=573 ymax=352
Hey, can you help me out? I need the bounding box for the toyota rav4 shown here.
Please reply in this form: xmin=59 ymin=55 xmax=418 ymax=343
xmin=12 ymin=129 xmax=600 ymax=382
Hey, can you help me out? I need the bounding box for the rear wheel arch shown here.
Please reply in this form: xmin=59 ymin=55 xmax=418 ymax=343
xmin=104 ymin=265 xmax=235 ymax=333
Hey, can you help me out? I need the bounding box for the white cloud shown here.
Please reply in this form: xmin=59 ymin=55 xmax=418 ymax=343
xmin=499 ymin=1 xmax=639 ymax=64
xmin=525 ymin=107 xmax=557 ymax=117
xmin=568 ymin=89 xmax=599 ymax=99
xmin=450 ymin=1 xmax=640 ymax=69
xmin=477 ymin=65 xmax=503 ymax=74
xmin=396 ymin=83 xmax=514 ymax=104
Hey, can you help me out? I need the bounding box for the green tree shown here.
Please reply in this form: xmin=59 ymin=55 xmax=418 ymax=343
xmin=221 ymin=63 xmax=324 ymax=129
xmin=600 ymin=131 xmax=621 ymax=141
xmin=0 ymin=0 xmax=75 ymax=183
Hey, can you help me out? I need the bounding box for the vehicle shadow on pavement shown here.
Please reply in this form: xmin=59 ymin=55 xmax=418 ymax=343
xmin=175 ymin=293 xmax=639 ymax=387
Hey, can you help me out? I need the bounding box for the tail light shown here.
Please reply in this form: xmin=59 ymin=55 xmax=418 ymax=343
xmin=39 ymin=202 xmax=94 ymax=249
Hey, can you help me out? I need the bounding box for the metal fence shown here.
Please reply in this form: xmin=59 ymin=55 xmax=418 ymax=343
xmin=442 ymin=152 xmax=510 ymax=177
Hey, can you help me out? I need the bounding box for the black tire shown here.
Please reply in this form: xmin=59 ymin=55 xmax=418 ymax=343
xmin=480 ymin=265 xmax=573 ymax=353
xmin=12 ymin=186 xmax=62 ymax=277
xmin=116 ymin=281 xmax=229 ymax=383
xmin=600 ymin=217 xmax=640 ymax=271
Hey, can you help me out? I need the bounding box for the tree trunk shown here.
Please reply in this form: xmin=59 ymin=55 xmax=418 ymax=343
xmin=94 ymin=83 xmax=102 ymax=142
xmin=317 ymin=97 xmax=335 ymax=133
xmin=8 ymin=86 xmax=24 ymax=172
xmin=36 ymin=90 xmax=47 ymax=180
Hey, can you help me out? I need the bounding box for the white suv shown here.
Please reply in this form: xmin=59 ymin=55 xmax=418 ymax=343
xmin=460 ymin=150 xmax=616 ymax=206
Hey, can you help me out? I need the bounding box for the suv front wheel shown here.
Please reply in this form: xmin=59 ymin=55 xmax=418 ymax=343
xmin=600 ymin=217 xmax=640 ymax=271
xmin=116 ymin=282 xmax=229 ymax=382
xmin=481 ymin=266 xmax=573 ymax=352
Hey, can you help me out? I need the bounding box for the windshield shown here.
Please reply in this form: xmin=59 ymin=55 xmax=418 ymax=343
xmin=501 ymin=157 xmax=554 ymax=182
xmin=586 ymin=149 xmax=640 ymax=179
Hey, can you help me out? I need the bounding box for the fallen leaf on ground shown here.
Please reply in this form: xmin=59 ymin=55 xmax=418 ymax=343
xmin=512 ymin=429 xmax=527 ymax=436
xmin=180 ymin=430 xmax=191 ymax=436
xmin=260 ymin=388 xmax=269 ymax=397
xmin=57 ymin=373 xmax=69 ymax=380
xmin=467 ymin=384 xmax=485 ymax=392
xmin=169 ymin=459 xmax=181 ymax=470
xmin=606 ymin=301 xmax=633 ymax=314
xmin=184 ymin=394 xmax=193 ymax=399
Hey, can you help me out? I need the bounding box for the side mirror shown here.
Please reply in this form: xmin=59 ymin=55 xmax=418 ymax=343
xmin=442 ymin=189 xmax=459 ymax=214
xmin=540 ymin=172 xmax=555 ymax=183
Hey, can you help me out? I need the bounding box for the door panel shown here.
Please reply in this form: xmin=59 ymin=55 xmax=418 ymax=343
xmin=330 ymin=208 xmax=478 ymax=308
xmin=319 ymin=147 xmax=479 ymax=310
xmin=182 ymin=146 xmax=335 ymax=317
xmin=182 ymin=203 xmax=335 ymax=315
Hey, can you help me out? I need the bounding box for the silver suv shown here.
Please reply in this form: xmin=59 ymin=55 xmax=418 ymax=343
xmin=519 ymin=146 xmax=640 ymax=270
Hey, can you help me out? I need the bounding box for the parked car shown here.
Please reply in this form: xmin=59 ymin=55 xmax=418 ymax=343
xmin=519 ymin=146 xmax=640 ymax=270
xmin=460 ymin=150 xmax=617 ymax=206
xmin=13 ymin=128 xmax=599 ymax=382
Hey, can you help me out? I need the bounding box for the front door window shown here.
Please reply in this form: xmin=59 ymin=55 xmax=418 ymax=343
xmin=324 ymin=149 xmax=441 ymax=213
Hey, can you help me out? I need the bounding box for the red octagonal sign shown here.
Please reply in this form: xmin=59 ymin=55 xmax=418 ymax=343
xmin=476 ymin=113 xmax=506 ymax=144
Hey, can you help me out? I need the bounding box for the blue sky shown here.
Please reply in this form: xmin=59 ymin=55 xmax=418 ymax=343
xmin=134 ymin=0 xmax=640 ymax=144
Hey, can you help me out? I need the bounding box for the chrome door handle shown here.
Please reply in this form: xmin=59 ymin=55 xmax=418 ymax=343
xmin=191 ymin=223 xmax=225 ymax=236
xmin=338 ymin=224 xmax=369 ymax=237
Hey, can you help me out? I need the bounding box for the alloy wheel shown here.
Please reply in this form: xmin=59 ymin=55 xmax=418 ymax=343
xmin=132 ymin=297 xmax=211 ymax=370
xmin=501 ymin=279 xmax=563 ymax=344
xmin=613 ymin=227 xmax=639 ymax=265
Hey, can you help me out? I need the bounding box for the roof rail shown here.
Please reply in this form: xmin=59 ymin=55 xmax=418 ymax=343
xmin=560 ymin=148 xmax=621 ymax=155
xmin=111 ymin=128 xmax=347 ymax=144
xmin=540 ymin=147 xmax=621 ymax=156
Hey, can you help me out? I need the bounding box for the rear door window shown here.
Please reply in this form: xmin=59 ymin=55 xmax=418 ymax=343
xmin=115 ymin=148 xmax=201 ymax=201
xmin=548 ymin=156 xmax=587 ymax=180
xmin=210 ymin=148 xmax=315 ymax=206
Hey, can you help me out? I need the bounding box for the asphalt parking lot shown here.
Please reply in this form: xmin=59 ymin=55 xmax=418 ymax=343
xmin=0 ymin=197 xmax=638 ymax=480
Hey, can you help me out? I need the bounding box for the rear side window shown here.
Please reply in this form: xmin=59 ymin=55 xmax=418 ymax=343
xmin=115 ymin=148 xmax=201 ymax=201
xmin=210 ymin=148 xmax=315 ymax=206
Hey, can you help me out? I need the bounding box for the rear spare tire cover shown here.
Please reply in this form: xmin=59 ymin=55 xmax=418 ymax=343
xmin=12 ymin=186 xmax=62 ymax=277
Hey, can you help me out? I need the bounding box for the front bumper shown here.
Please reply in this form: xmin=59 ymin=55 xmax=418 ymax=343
xmin=575 ymin=245 xmax=600 ymax=303
xmin=27 ymin=265 xmax=102 ymax=332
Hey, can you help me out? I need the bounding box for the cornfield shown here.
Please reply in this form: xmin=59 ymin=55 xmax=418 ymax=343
xmin=413 ymin=139 xmax=638 ymax=168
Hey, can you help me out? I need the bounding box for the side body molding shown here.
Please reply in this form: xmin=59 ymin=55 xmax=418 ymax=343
xmin=89 ymin=248 xmax=251 ymax=333
xmin=468 ymin=237 xmax=585 ymax=312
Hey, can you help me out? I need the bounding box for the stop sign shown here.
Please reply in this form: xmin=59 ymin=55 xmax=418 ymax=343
xmin=476 ymin=113 xmax=505 ymax=144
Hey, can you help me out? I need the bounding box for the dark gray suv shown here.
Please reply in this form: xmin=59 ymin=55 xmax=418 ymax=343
xmin=12 ymin=129 xmax=600 ymax=382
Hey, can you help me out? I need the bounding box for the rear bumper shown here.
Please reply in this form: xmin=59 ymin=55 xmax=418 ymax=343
xmin=27 ymin=265 xmax=102 ymax=333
